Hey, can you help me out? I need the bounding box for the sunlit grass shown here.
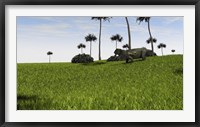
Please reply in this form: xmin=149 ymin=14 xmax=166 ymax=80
xmin=17 ymin=55 xmax=183 ymax=110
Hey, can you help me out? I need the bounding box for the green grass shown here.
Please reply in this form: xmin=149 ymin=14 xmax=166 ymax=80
xmin=17 ymin=55 xmax=183 ymax=110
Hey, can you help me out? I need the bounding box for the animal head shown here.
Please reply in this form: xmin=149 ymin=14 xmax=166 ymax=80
xmin=114 ymin=49 xmax=123 ymax=55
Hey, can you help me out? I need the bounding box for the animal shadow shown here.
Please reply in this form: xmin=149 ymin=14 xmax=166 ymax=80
xmin=17 ymin=94 xmax=53 ymax=110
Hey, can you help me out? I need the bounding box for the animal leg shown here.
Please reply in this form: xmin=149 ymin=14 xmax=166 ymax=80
xmin=128 ymin=56 xmax=133 ymax=63
xmin=141 ymin=51 xmax=146 ymax=60
xmin=126 ymin=58 xmax=129 ymax=63
xmin=126 ymin=55 xmax=133 ymax=63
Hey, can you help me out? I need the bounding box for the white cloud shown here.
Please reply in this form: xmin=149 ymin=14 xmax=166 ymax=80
xmin=18 ymin=23 xmax=71 ymax=38
xmin=162 ymin=17 xmax=183 ymax=24
xmin=130 ymin=25 xmax=147 ymax=33
xmin=25 ymin=16 xmax=69 ymax=23
xmin=78 ymin=24 xmax=99 ymax=31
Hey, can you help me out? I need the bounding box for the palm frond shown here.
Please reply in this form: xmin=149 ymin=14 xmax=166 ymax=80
xmin=47 ymin=51 xmax=53 ymax=55
xmin=146 ymin=37 xmax=151 ymax=44
xmin=163 ymin=44 xmax=166 ymax=48
xmin=158 ymin=43 xmax=167 ymax=48
xmin=77 ymin=43 xmax=86 ymax=49
xmin=91 ymin=17 xmax=112 ymax=22
xmin=171 ymin=49 xmax=175 ymax=52
xmin=136 ymin=17 xmax=150 ymax=24
xmin=85 ymin=34 xmax=97 ymax=42
xmin=152 ymin=38 xmax=157 ymax=43
xmin=146 ymin=37 xmax=156 ymax=44
xmin=110 ymin=34 xmax=123 ymax=42
xmin=145 ymin=17 xmax=150 ymax=22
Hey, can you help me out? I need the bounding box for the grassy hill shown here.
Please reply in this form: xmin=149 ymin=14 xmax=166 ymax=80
xmin=17 ymin=55 xmax=183 ymax=110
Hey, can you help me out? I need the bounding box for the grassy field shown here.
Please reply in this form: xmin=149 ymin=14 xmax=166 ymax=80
xmin=17 ymin=55 xmax=183 ymax=110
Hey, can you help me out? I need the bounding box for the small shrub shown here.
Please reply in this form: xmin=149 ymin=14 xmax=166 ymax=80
xmin=71 ymin=54 xmax=94 ymax=63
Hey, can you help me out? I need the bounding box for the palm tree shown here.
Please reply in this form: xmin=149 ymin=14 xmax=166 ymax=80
xmin=157 ymin=43 xmax=166 ymax=56
xmin=125 ymin=17 xmax=131 ymax=49
xmin=77 ymin=43 xmax=86 ymax=54
xmin=110 ymin=34 xmax=123 ymax=49
xmin=91 ymin=17 xmax=111 ymax=60
xmin=146 ymin=37 xmax=157 ymax=49
xmin=137 ymin=17 xmax=155 ymax=53
xmin=122 ymin=44 xmax=129 ymax=50
xmin=85 ymin=34 xmax=97 ymax=56
xmin=47 ymin=51 xmax=53 ymax=63
xmin=171 ymin=49 xmax=175 ymax=54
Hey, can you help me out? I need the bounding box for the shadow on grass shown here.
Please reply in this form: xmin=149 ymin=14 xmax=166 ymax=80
xmin=121 ymin=59 xmax=145 ymax=64
xmin=174 ymin=68 xmax=183 ymax=75
xmin=81 ymin=61 xmax=107 ymax=66
xmin=81 ymin=59 xmax=146 ymax=66
xmin=17 ymin=95 xmax=38 ymax=101
xmin=17 ymin=94 xmax=53 ymax=110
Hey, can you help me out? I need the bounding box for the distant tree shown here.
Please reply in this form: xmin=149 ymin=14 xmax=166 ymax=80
xmin=77 ymin=43 xmax=86 ymax=54
xmin=91 ymin=17 xmax=111 ymax=60
xmin=47 ymin=51 xmax=53 ymax=63
xmin=137 ymin=17 xmax=156 ymax=53
xmin=157 ymin=43 xmax=166 ymax=56
xmin=122 ymin=44 xmax=129 ymax=50
xmin=125 ymin=17 xmax=131 ymax=49
xmin=85 ymin=34 xmax=97 ymax=56
xmin=146 ymin=37 xmax=157 ymax=48
xmin=110 ymin=34 xmax=123 ymax=49
xmin=171 ymin=49 xmax=175 ymax=54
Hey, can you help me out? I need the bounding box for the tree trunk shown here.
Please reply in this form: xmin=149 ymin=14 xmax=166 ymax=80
xmin=125 ymin=17 xmax=131 ymax=50
xmin=49 ymin=55 xmax=51 ymax=63
xmin=161 ymin=48 xmax=163 ymax=56
xmin=147 ymin=20 xmax=154 ymax=53
xmin=81 ymin=48 xmax=83 ymax=54
xmin=90 ymin=41 xmax=92 ymax=56
xmin=116 ymin=41 xmax=117 ymax=49
xmin=99 ymin=19 xmax=102 ymax=60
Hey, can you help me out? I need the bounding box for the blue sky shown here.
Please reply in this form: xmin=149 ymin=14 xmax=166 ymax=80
xmin=17 ymin=16 xmax=183 ymax=63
